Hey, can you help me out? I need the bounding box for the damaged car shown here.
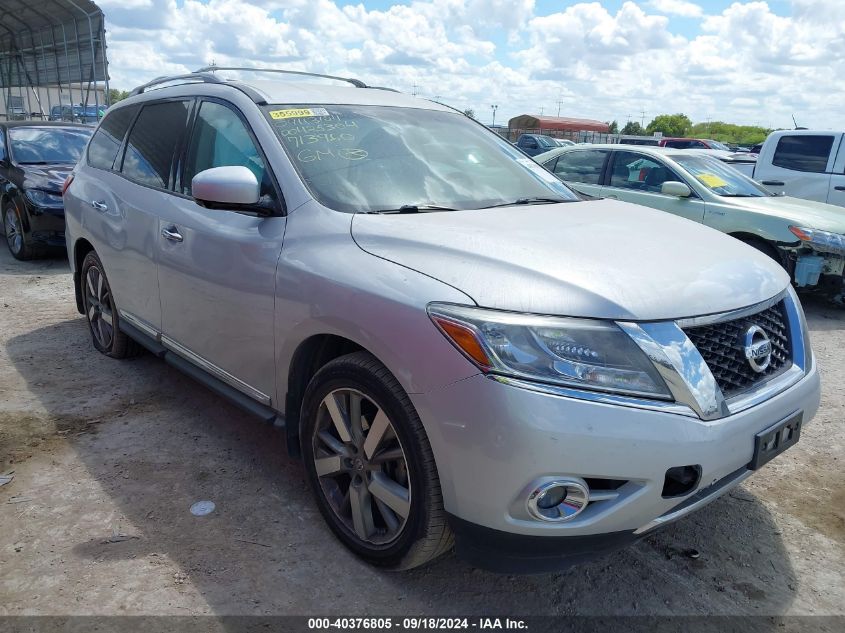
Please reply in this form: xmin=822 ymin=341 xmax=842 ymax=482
xmin=537 ymin=144 xmax=845 ymax=300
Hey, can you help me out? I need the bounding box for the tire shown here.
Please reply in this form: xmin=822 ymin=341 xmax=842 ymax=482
xmin=80 ymin=251 xmax=142 ymax=359
xmin=301 ymin=351 xmax=453 ymax=570
xmin=3 ymin=202 xmax=46 ymax=261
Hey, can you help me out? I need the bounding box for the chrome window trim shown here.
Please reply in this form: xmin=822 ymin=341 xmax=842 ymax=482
xmin=674 ymin=288 xmax=787 ymax=329
xmin=161 ymin=335 xmax=272 ymax=406
xmin=491 ymin=375 xmax=698 ymax=418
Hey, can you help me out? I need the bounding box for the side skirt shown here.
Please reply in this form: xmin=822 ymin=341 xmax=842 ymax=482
xmin=118 ymin=319 xmax=284 ymax=428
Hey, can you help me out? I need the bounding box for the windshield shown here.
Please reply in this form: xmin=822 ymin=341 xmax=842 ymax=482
xmin=707 ymin=140 xmax=730 ymax=151
xmin=263 ymin=105 xmax=578 ymax=213
xmin=9 ymin=127 xmax=92 ymax=164
xmin=672 ymin=154 xmax=772 ymax=197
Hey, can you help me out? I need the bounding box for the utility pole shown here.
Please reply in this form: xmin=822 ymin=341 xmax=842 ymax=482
xmin=556 ymin=99 xmax=564 ymax=117
xmin=412 ymin=82 xmax=419 ymax=96
xmin=539 ymin=106 xmax=544 ymax=116
xmin=640 ymin=109 xmax=646 ymax=128
xmin=491 ymin=104 xmax=498 ymax=127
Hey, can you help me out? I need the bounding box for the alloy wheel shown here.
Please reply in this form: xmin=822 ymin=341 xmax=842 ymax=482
xmin=312 ymin=388 xmax=411 ymax=545
xmin=85 ymin=265 xmax=115 ymax=349
xmin=4 ymin=208 xmax=22 ymax=255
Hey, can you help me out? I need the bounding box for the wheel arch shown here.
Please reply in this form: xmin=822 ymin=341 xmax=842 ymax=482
xmin=728 ymin=231 xmax=786 ymax=266
xmin=284 ymin=333 xmax=366 ymax=457
xmin=72 ymin=238 xmax=96 ymax=314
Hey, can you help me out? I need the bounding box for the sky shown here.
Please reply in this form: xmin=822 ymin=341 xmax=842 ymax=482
xmin=97 ymin=0 xmax=841 ymax=130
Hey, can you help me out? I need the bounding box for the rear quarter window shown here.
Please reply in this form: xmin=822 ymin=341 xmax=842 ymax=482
xmin=772 ymin=135 xmax=834 ymax=173
xmin=87 ymin=106 xmax=138 ymax=170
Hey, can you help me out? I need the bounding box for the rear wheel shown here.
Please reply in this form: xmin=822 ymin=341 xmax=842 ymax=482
xmin=3 ymin=202 xmax=45 ymax=261
xmin=301 ymin=351 xmax=453 ymax=569
xmin=80 ymin=251 xmax=141 ymax=359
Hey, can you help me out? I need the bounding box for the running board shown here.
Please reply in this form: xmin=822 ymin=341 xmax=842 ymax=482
xmin=118 ymin=320 xmax=283 ymax=428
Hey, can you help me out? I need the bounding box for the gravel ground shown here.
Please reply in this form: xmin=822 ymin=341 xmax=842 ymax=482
xmin=0 ymin=247 xmax=843 ymax=617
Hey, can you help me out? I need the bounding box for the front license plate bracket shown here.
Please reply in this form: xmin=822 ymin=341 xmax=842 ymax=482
xmin=748 ymin=411 xmax=802 ymax=470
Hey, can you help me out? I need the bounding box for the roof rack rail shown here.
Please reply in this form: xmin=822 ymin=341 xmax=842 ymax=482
xmin=128 ymin=72 xmax=225 ymax=97
xmin=194 ymin=66 xmax=368 ymax=89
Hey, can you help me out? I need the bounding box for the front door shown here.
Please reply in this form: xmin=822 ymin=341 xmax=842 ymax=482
xmin=156 ymin=99 xmax=286 ymax=405
xmin=602 ymin=150 xmax=706 ymax=223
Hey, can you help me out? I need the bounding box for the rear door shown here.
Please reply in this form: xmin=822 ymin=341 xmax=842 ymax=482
xmin=758 ymin=133 xmax=837 ymax=202
xmin=544 ymin=149 xmax=608 ymax=197
xmin=73 ymin=103 xmax=171 ymax=333
xmin=155 ymin=98 xmax=286 ymax=405
xmin=602 ymin=150 xmax=706 ymax=222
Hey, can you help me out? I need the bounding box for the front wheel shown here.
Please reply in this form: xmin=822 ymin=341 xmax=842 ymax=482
xmin=301 ymin=351 xmax=453 ymax=569
xmin=3 ymin=203 xmax=45 ymax=260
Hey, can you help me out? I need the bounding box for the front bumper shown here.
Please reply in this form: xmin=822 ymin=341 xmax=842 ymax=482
xmin=25 ymin=203 xmax=66 ymax=246
xmin=411 ymin=362 xmax=820 ymax=571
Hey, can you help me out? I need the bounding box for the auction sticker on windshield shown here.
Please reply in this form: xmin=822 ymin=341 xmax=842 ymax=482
xmin=269 ymin=107 xmax=330 ymax=120
xmin=696 ymin=173 xmax=729 ymax=189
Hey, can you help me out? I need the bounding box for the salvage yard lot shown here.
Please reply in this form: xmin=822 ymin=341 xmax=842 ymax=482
xmin=0 ymin=247 xmax=843 ymax=617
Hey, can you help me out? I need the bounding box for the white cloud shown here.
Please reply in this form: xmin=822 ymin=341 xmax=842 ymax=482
xmin=647 ymin=0 xmax=704 ymax=18
xmin=99 ymin=1 xmax=843 ymax=130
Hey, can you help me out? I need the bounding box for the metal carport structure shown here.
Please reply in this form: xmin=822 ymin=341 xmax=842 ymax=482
xmin=0 ymin=0 xmax=108 ymax=121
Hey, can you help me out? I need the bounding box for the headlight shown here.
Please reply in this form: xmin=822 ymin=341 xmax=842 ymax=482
xmin=789 ymin=226 xmax=845 ymax=257
xmin=428 ymin=304 xmax=671 ymax=399
xmin=25 ymin=189 xmax=64 ymax=209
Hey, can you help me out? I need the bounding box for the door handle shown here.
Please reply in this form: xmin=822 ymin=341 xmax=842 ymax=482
xmin=834 ymin=186 xmax=845 ymax=191
xmin=761 ymin=181 xmax=785 ymax=186
xmin=161 ymin=225 xmax=183 ymax=243
xmin=91 ymin=200 xmax=108 ymax=212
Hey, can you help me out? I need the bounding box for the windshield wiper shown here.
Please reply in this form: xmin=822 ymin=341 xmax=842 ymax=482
xmin=365 ymin=204 xmax=459 ymax=214
xmin=481 ymin=197 xmax=572 ymax=209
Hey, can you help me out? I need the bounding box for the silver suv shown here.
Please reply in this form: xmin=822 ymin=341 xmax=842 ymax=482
xmin=63 ymin=69 xmax=821 ymax=572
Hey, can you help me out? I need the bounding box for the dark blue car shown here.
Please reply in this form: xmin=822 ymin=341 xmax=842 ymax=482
xmin=515 ymin=133 xmax=558 ymax=157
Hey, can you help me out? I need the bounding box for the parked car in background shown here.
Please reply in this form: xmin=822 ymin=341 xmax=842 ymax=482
xmin=685 ymin=148 xmax=758 ymax=178
xmin=658 ymin=138 xmax=731 ymax=150
xmin=0 ymin=121 xmax=93 ymax=259
xmin=49 ymin=104 xmax=105 ymax=124
xmin=514 ymin=133 xmax=558 ymax=156
xmin=617 ymin=136 xmax=660 ymax=146
xmin=752 ymin=130 xmax=845 ymax=208
xmin=537 ymin=144 xmax=845 ymax=297
xmin=554 ymin=138 xmax=576 ymax=147
xmin=750 ymin=143 xmax=763 ymax=154
xmin=63 ymin=69 xmax=819 ymax=573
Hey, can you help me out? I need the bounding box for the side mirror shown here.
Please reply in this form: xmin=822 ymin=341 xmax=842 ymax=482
xmin=192 ymin=166 xmax=260 ymax=207
xmin=661 ymin=181 xmax=692 ymax=198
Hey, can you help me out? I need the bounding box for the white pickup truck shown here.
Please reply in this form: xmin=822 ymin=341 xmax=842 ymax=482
xmin=753 ymin=130 xmax=845 ymax=207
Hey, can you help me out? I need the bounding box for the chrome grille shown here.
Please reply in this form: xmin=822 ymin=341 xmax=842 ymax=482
xmin=683 ymin=302 xmax=792 ymax=398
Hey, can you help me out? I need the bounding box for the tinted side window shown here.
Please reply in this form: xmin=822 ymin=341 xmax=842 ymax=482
xmin=88 ymin=106 xmax=138 ymax=170
xmin=181 ymin=101 xmax=274 ymax=203
xmin=121 ymin=101 xmax=190 ymax=189
xmin=609 ymin=151 xmax=681 ymax=192
xmin=0 ymin=129 xmax=6 ymax=160
xmin=772 ymin=135 xmax=834 ymax=173
xmin=552 ymin=150 xmax=606 ymax=184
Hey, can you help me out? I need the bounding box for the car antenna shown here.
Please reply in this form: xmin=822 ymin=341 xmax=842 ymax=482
xmin=791 ymin=114 xmax=807 ymax=130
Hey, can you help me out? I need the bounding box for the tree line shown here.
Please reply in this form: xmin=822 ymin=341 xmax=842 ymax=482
xmin=608 ymin=113 xmax=771 ymax=146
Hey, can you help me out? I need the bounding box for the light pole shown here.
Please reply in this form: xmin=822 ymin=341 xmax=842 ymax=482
xmin=491 ymin=104 xmax=498 ymax=127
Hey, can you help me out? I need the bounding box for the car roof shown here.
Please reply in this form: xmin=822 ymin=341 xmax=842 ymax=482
xmin=534 ymin=144 xmax=728 ymax=164
xmin=1 ymin=120 xmax=92 ymax=129
xmin=120 ymin=78 xmax=453 ymax=113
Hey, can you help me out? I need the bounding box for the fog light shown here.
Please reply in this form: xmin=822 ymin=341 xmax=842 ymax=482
xmin=527 ymin=479 xmax=589 ymax=522
xmin=662 ymin=465 xmax=702 ymax=498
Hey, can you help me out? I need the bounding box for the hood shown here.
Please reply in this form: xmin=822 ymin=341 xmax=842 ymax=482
xmin=21 ymin=163 xmax=73 ymax=194
xmin=727 ymin=195 xmax=845 ymax=235
xmin=352 ymin=200 xmax=789 ymax=321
